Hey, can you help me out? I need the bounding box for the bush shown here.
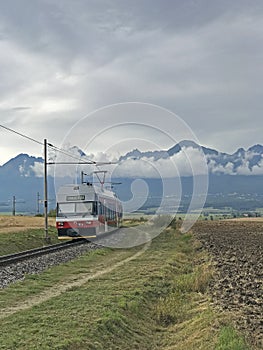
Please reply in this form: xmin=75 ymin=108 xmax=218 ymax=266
xmin=169 ymin=217 xmax=177 ymax=229
xmin=48 ymin=209 xmax=56 ymax=217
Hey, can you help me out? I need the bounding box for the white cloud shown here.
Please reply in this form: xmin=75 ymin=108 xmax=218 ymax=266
xmin=27 ymin=140 xmax=263 ymax=181
xmin=30 ymin=162 xmax=44 ymax=177
xmin=209 ymin=161 xmax=235 ymax=175
xmin=236 ymin=159 xmax=263 ymax=175
xmin=111 ymin=146 xmax=207 ymax=178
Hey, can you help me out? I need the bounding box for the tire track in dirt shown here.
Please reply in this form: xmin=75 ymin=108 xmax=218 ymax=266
xmin=0 ymin=240 xmax=151 ymax=320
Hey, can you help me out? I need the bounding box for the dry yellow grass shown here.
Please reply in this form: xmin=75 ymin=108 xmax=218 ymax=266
xmin=0 ymin=215 xmax=55 ymax=234
xmin=225 ymin=217 xmax=263 ymax=222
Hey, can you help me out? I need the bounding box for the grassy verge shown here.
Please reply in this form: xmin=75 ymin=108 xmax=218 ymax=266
xmin=215 ymin=326 xmax=250 ymax=350
xmin=0 ymin=227 xmax=60 ymax=256
xmin=0 ymin=226 xmax=251 ymax=349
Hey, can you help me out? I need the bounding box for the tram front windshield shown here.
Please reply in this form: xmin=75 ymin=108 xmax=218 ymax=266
xmin=57 ymin=202 xmax=96 ymax=217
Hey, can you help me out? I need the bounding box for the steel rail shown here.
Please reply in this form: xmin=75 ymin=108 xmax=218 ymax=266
xmin=0 ymin=239 xmax=87 ymax=267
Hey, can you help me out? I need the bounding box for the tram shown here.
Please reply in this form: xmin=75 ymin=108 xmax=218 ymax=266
xmin=56 ymin=181 xmax=123 ymax=240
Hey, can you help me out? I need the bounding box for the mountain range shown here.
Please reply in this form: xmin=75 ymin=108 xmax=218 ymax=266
xmin=1 ymin=141 xmax=263 ymax=214
xmin=120 ymin=140 xmax=263 ymax=175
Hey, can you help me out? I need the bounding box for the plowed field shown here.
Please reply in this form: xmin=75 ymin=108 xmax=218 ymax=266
xmin=193 ymin=220 xmax=263 ymax=349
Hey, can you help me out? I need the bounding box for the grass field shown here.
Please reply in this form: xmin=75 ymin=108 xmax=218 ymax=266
xmin=0 ymin=215 xmax=55 ymax=233
xmin=0 ymin=215 xmax=58 ymax=256
xmin=0 ymin=218 xmax=250 ymax=350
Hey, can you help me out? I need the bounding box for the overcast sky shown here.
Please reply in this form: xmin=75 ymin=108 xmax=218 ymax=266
xmin=0 ymin=0 xmax=263 ymax=165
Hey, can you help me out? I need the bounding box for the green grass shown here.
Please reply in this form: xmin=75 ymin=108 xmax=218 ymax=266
xmin=215 ymin=326 xmax=250 ymax=350
xmin=121 ymin=217 xmax=148 ymax=227
xmin=0 ymin=227 xmax=252 ymax=349
xmin=0 ymin=227 xmax=60 ymax=256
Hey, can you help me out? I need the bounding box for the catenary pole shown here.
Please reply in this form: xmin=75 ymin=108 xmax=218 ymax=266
xmin=37 ymin=192 xmax=40 ymax=214
xmin=12 ymin=196 xmax=16 ymax=216
xmin=44 ymin=139 xmax=49 ymax=242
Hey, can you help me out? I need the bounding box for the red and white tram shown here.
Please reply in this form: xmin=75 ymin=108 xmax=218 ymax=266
xmin=56 ymin=182 xmax=123 ymax=240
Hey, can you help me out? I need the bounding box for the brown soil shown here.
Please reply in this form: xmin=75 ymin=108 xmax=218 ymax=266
xmin=193 ymin=221 xmax=263 ymax=349
xmin=0 ymin=215 xmax=55 ymax=234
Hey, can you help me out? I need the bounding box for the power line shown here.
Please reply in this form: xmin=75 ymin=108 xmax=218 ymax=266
xmin=47 ymin=144 xmax=115 ymax=169
xmin=48 ymin=144 xmax=96 ymax=164
xmin=0 ymin=123 xmax=97 ymax=165
xmin=0 ymin=124 xmax=43 ymax=145
xmin=0 ymin=123 xmax=115 ymax=187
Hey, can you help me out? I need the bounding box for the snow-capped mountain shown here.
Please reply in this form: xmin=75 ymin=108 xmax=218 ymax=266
xmin=1 ymin=142 xmax=263 ymax=213
xmin=0 ymin=153 xmax=43 ymax=178
xmin=2 ymin=141 xmax=263 ymax=178
xmin=119 ymin=140 xmax=263 ymax=175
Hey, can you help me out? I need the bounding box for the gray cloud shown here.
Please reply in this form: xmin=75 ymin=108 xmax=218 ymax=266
xmin=0 ymin=1 xmax=263 ymax=164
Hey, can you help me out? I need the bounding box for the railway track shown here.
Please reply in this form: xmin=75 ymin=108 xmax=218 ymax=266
xmin=0 ymin=230 xmax=132 ymax=289
xmin=0 ymin=239 xmax=87 ymax=267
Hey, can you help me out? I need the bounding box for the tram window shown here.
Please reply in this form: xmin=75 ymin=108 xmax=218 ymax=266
xmin=99 ymin=204 xmax=104 ymax=215
xmin=105 ymin=208 xmax=109 ymax=220
xmin=57 ymin=202 xmax=95 ymax=216
xmin=106 ymin=208 xmax=112 ymax=221
xmin=108 ymin=209 xmax=115 ymax=220
xmin=58 ymin=203 xmax=75 ymax=216
xmin=76 ymin=202 xmax=93 ymax=214
xmin=93 ymin=202 xmax=98 ymax=215
xmin=98 ymin=201 xmax=119 ymax=219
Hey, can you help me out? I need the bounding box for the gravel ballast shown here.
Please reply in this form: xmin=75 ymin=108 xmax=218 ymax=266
xmin=0 ymin=242 xmax=100 ymax=288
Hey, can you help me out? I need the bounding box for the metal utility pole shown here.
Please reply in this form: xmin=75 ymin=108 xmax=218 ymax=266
xmin=37 ymin=192 xmax=40 ymax=214
xmin=44 ymin=139 xmax=49 ymax=243
xmin=12 ymin=196 xmax=16 ymax=216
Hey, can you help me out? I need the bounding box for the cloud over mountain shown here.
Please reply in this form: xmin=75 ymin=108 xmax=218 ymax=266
xmin=113 ymin=141 xmax=263 ymax=177
xmin=2 ymin=141 xmax=263 ymax=180
xmin=1 ymin=141 xmax=263 ymax=214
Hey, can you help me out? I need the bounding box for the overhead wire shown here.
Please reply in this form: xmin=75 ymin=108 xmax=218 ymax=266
xmin=0 ymin=123 xmax=43 ymax=146
xmin=0 ymin=123 xmax=107 ymax=166
xmin=47 ymin=143 xmax=96 ymax=164
xmin=46 ymin=144 xmax=118 ymax=185
xmin=0 ymin=123 xmax=116 ymax=189
xmin=48 ymin=144 xmax=115 ymax=185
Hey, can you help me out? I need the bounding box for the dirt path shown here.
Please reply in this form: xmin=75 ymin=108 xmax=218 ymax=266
xmin=0 ymin=240 xmax=151 ymax=320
